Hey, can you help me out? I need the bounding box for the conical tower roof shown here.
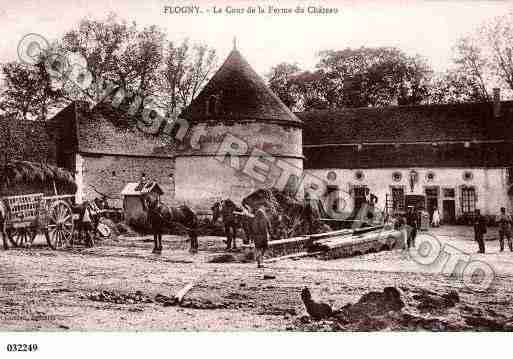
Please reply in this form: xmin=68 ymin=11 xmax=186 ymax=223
xmin=179 ymin=48 xmax=301 ymax=126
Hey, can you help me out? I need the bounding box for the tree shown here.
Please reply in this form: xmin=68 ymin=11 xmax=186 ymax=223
xmin=159 ymin=39 xmax=217 ymax=116
xmin=0 ymin=60 xmax=63 ymax=120
xmin=317 ymin=47 xmax=432 ymax=107
xmin=60 ymin=14 xmax=166 ymax=104
xmin=451 ymin=36 xmax=490 ymax=101
xmin=441 ymin=11 xmax=513 ymax=101
xmin=428 ymin=70 xmax=488 ymax=104
xmin=481 ymin=11 xmax=513 ymax=93
xmin=267 ymin=62 xmax=302 ymax=109
xmin=267 ymin=47 xmax=433 ymax=111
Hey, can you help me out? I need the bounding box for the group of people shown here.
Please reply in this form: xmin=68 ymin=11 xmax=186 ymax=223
xmin=474 ymin=207 xmax=513 ymax=254
xmin=75 ymin=198 xmax=105 ymax=247
xmin=394 ymin=205 xmax=513 ymax=254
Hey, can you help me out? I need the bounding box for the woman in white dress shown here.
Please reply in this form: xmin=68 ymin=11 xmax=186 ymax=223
xmin=432 ymin=207 xmax=441 ymax=227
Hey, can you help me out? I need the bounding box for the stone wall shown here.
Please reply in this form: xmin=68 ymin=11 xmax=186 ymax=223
xmin=174 ymin=122 xmax=303 ymax=210
xmin=75 ymin=154 xmax=175 ymax=208
xmin=174 ymin=156 xmax=304 ymax=210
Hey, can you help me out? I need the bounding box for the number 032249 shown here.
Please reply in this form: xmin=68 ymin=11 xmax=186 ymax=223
xmin=6 ymin=344 xmax=39 ymax=352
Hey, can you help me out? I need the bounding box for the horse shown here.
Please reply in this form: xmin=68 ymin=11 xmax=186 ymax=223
xmin=144 ymin=195 xmax=199 ymax=254
xmin=0 ymin=200 xmax=7 ymax=250
xmin=211 ymin=199 xmax=253 ymax=250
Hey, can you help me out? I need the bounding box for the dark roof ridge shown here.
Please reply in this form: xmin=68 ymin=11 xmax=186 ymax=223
xmin=296 ymin=100 xmax=513 ymax=115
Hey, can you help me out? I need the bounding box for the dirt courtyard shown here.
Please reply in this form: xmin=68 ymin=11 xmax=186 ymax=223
xmin=1 ymin=225 xmax=513 ymax=331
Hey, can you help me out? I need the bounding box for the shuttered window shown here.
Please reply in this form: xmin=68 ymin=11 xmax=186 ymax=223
xmin=391 ymin=187 xmax=405 ymax=211
xmin=461 ymin=187 xmax=476 ymax=214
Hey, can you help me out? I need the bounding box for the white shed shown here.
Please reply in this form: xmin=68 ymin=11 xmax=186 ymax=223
xmin=121 ymin=181 xmax=164 ymax=226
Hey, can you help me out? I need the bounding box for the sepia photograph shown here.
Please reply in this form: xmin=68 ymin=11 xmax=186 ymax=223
xmin=1 ymin=0 xmax=513 ymax=355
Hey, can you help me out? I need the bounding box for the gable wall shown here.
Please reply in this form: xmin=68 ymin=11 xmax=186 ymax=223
xmin=76 ymin=154 xmax=175 ymax=207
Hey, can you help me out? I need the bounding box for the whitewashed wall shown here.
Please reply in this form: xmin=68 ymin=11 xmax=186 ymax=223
xmin=174 ymin=122 xmax=303 ymax=210
xmin=305 ymin=167 xmax=511 ymax=217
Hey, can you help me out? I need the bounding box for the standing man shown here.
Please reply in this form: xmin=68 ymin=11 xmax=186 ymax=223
xmin=474 ymin=209 xmax=487 ymax=254
xmin=0 ymin=201 xmax=8 ymax=250
xmin=81 ymin=204 xmax=95 ymax=248
xmin=304 ymin=191 xmax=321 ymax=234
xmin=241 ymin=204 xmax=271 ymax=268
xmin=405 ymin=206 xmax=418 ymax=249
xmin=497 ymin=207 xmax=512 ymax=252
xmin=147 ymin=199 xmax=164 ymax=254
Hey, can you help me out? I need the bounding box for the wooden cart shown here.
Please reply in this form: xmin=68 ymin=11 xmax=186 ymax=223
xmin=1 ymin=193 xmax=75 ymax=249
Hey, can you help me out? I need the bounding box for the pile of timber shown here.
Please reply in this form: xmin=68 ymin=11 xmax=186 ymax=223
xmin=262 ymin=225 xmax=406 ymax=261
xmin=307 ymin=226 xmax=405 ymax=260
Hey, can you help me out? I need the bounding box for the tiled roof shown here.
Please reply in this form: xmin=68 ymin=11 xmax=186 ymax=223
xmin=52 ymin=102 xmax=175 ymax=158
xmin=0 ymin=114 xmax=58 ymax=166
xmin=304 ymin=142 xmax=513 ymax=169
xmin=180 ymin=49 xmax=301 ymax=126
xmin=121 ymin=181 xmax=164 ymax=196
xmin=300 ymin=101 xmax=513 ymax=145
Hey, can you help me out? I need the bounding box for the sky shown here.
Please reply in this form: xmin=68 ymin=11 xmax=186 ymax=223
xmin=0 ymin=0 xmax=512 ymax=77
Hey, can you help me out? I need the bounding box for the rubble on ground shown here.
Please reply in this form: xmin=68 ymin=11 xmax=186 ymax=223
xmin=85 ymin=290 xmax=153 ymax=304
xmin=294 ymin=286 xmax=513 ymax=331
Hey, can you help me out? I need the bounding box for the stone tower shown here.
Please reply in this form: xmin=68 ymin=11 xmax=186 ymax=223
xmin=174 ymin=45 xmax=303 ymax=209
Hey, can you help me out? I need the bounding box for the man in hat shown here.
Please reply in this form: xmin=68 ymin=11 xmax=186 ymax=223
xmin=497 ymin=207 xmax=512 ymax=252
xmin=239 ymin=204 xmax=271 ymax=268
xmin=304 ymin=190 xmax=321 ymax=234
xmin=405 ymin=206 xmax=418 ymax=248
xmin=0 ymin=201 xmax=7 ymax=250
xmin=474 ymin=209 xmax=487 ymax=254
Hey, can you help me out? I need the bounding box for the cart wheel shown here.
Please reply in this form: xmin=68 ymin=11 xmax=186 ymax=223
xmin=6 ymin=228 xmax=24 ymax=247
xmin=44 ymin=200 xmax=74 ymax=250
xmin=6 ymin=227 xmax=36 ymax=248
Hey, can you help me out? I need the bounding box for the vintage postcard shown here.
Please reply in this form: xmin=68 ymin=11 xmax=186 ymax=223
xmin=1 ymin=0 xmax=513 ymax=356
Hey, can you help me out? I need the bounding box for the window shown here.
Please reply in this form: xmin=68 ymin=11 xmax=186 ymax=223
xmin=425 ymin=187 xmax=439 ymax=197
xmin=391 ymin=187 xmax=405 ymax=211
xmin=326 ymin=185 xmax=339 ymax=211
xmin=461 ymin=187 xmax=476 ymax=214
xmin=354 ymin=170 xmax=364 ymax=181
xmin=443 ymin=188 xmax=455 ymax=198
xmin=206 ymin=95 xmax=220 ymax=115
xmin=327 ymin=171 xmax=337 ymax=182
xmin=392 ymin=171 xmax=402 ymax=182
xmin=463 ymin=171 xmax=473 ymax=181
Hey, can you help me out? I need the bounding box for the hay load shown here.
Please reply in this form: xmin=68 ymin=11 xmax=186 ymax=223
xmin=0 ymin=161 xmax=76 ymax=196
xmin=242 ymin=188 xmax=320 ymax=239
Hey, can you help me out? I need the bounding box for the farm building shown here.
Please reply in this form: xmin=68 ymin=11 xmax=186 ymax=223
xmin=175 ymin=45 xmax=303 ymax=209
xmin=121 ymin=181 xmax=163 ymax=226
xmin=38 ymin=46 xmax=513 ymax=223
xmin=50 ymin=102 xmax=175 ymax=208
xmin=300 ymin=92 xmax=513 ymax=223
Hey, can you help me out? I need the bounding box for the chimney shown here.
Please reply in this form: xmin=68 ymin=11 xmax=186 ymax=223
xmin=493 ymin=88 xmax=501 ymax=118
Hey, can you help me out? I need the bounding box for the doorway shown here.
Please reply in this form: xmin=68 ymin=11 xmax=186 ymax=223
xmin=443 ymin=200 xmax=456 ymax=224
xmin=425 ymin=187 xmax=440 ymax=222
xmin=405 ymin=195 xmax=425 ymax=211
